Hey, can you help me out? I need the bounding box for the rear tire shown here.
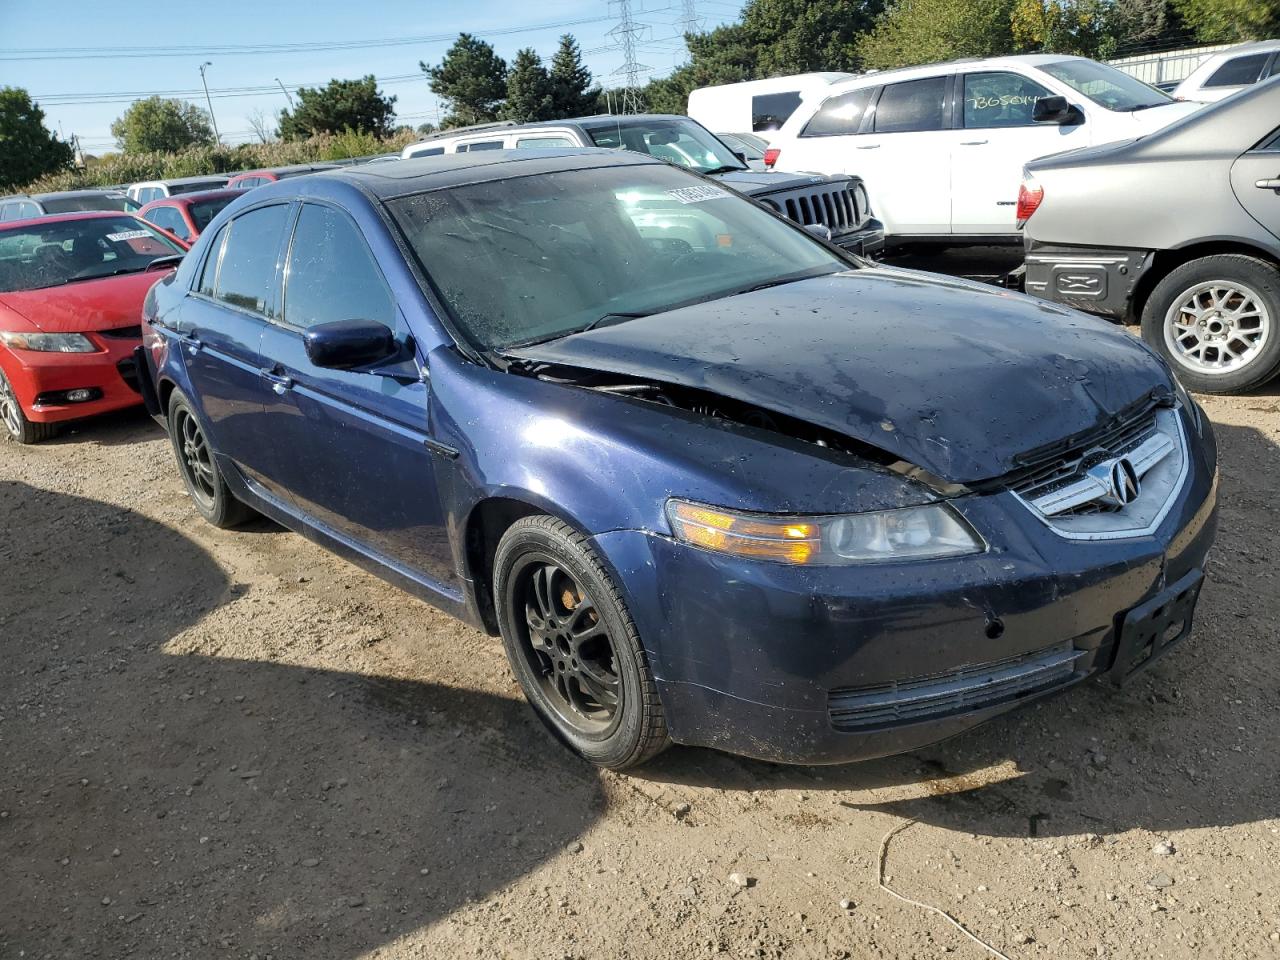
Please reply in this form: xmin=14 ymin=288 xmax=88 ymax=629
xmin=166 ymin=390 xmax=254 ymax=528
xmin=1141 ymin=254 xmax=1280 ymax=394
xmin=493 ymin=515 xmax=670 ymax=769
xmin=0 ymin=367 xmax=56 ymax=444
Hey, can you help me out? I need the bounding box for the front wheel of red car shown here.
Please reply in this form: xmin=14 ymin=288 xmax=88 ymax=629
xmin=494 ymin=515 xmax=670 ymax=769
xmin=166 ymin=390 xmax=254 ymax=529
xmin=0 ymin=367 xmax=56 ymax=444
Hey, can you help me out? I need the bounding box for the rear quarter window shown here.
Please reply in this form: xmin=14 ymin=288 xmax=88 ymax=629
xmin=1204 ymin=53 xmax=1270 ymax=88
xmin=801 ymin=88 xmax=873 ymax=137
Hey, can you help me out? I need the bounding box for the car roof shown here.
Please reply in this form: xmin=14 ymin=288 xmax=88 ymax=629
xmin=142 ymin=188 xmax=245 ymax=207
xmin=134 ymin=175 xmax=228 ymax=187
xmin=30 ymin=189 xmax=129 ymax=200
xmin=0 ymin=210 xmax=139 ymax=231
xmin=406 ymin=113 xmax=706 ymax=148
xmin=297 ymin=148 xmax=664 ymax=200
xmin=233 ymin=163 xmax=339 ymax=176
xmin=822 ymin=53 xmax=1082 ymax=90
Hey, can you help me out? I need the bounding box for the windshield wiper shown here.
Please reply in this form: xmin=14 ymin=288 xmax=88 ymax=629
xmin=503 ymin=312 xmax=651 ymax=350
xmin=701 ymin=164 xmax=748 ymax=176
xmin=1130 ymin=101 xmax=1170 ymax=111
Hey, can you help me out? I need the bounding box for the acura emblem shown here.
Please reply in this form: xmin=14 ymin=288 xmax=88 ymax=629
xmin=1107 ymin=457 xmax=1141 ymax=506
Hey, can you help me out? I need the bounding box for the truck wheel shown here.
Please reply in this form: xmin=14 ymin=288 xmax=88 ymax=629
xmin=1141 ymin=254 xmax=1280 ymax=394
xmin=493 ymin=515 xmax=670 ymax=770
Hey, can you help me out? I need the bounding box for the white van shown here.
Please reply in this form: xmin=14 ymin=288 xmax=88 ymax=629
xmin=686 ymin=73 xmax=853 ymax=135
xmin=767 ymin=55 xmax=1202 ymax=244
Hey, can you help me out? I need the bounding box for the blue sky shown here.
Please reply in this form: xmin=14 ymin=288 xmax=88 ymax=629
xmin=0 ymin=0 xmax=740 ymax=154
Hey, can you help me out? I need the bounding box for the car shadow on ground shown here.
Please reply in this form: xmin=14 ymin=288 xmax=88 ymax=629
xmin=635 ymin=417 xmax=1280 ymax=844
xmin=0 ymin=480 xmax=604 ymax=958
xmin=39 ymin=406 xmax=163 ymax=448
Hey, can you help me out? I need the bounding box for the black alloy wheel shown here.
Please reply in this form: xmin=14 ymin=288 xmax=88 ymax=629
xmin=165 ymin=390 xmax=254 ymax=528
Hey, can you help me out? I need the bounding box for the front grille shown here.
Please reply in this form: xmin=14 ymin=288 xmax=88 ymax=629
xmin=1007 ymin=405 xmax=1160 ymax=510
xmin=761 ymin=181 xmax=862 ymax=235
xmin=116 ymin=357 xmax=141 ymax=394
xmin=828 ymin=642 xmax=1085 ymax=732
xmin=100 ymin=325 xmax=143 ymax=340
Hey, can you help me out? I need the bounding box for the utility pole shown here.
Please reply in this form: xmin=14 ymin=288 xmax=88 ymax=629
xmin=607 ymin=0 xmax=650 ymax=114
xmin=199 ymin=62 xmax=221 ymax=143
xmin=274 ymin=78 xmax=295 ymax=109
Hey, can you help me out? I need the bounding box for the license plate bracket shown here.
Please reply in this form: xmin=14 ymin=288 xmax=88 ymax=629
xmin=1111 ymin=568 xmax=1203 ymax=685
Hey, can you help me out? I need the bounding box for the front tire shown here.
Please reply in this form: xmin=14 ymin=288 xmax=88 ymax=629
xmin=1141 ymin=254 xmax=1280 ymax=394
xmin=493 ymin=515 xmax=670 ymax=769
xmin=166 ymin=390 xmax=254 ymax=528
xmin=0 ymin=367 xmax=56 ymax=444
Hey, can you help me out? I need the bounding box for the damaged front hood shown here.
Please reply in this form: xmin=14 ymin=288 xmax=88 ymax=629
xmin=713 ymin=169 xmax=840 ymax=197
xmin=505 ymin=269 xmax=1172 ymax=485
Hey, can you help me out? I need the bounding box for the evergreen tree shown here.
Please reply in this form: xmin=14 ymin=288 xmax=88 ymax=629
xmin=424 ymin=34 xmax=509 ymax=127
xmin=278 ymin=76 xmax=396 ymax=140
xmin=0 ymin=88 xmax=73 ymax=191
xmin=504 ymin=49 xmax=555 ymax=122
xmin=548 ymin=35 xmax=599 ymax=118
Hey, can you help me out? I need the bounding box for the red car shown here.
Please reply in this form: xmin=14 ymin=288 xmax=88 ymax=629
xmin=0 ymin=212 xmax=186 ymax=443
xmin=137 ymin=188 xmax=242 ymax=244
xmin=225 ymin=163 xmax=338 ymax=190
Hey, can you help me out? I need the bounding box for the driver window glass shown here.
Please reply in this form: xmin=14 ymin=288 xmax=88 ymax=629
xmin=214 ymin=204 xmax=290 ymax=316
xmin=963 ymin=72 xmax=1053 ymax=128
xmin=283 ymin=203 xmax=395 ymax=330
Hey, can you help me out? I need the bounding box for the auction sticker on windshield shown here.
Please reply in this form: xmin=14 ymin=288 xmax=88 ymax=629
xmin=667 ymin=185 xmax=730 ymax=204
xmin=106 ymin=230 xmax=153 ymax=242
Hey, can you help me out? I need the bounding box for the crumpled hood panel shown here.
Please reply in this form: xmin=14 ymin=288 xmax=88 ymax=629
xmin=0 ymin=270 xmax=166 ymax=333
xmin=506 ymin=269 xmax=1172 ymax=485
xmin=714 ymin=169 xmax=843 ymax=197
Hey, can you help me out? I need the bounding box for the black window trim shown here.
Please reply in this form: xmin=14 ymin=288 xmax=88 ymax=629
xmin=274 ymin=197 xmax=398 ymax=336
xmin=186 ymin=199 xmax=294 ymax=322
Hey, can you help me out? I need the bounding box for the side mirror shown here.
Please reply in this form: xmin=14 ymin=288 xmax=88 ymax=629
xmin=304 ymin=319 xmax=398 ymax=370
xmin=803 ymin=222 xmax=833 ymax=243
xmin=1033 ymin=96 xmax=1082 ymax=125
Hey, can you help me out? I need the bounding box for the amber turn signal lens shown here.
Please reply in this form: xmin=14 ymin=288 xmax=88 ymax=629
xmin=666 ymin=500 xmax=819 ymax=564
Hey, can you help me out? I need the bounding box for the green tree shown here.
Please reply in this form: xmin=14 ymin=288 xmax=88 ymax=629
xmin=857 ymin=0 xmax=1017 ymax=69
xmin=744 ymin=0 xmax=887 ymax=74
xmin=110 ymin=96 xmax=215 ymax=154
xmin=548 ymin=35 xmax=599 ymax=117
xmin=278 ymin=76 xmax=396 ymax=141
xmin=424 ymin=34 xmax=509 ymax=127
xmin=1173 ymin=0 xmax=1280 ymax=41
xmin=0 ymin=87 xmax=73 ymax=191
xmin=504 ymin=48 xmax=555 ymax=122
xmin=1011 ymin=0 xmax=1118 ymax=58
xmin=416 ymin=121 xmax=438 ymax=135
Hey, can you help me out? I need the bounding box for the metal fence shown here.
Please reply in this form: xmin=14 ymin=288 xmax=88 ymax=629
xmin=1108 ymin=43 xmax=1235 ymax=86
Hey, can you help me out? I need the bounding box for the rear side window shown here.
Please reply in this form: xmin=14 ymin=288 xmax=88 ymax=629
xmin=516 ymin=136 xmax=576 ymax=149
xmin=409 ymin=146 xmax=444 ymax=157
xmin=752 ymin=91 xmax=802 ymax=132
xmin=213 ymin=204 xmax=290 ymax=316
xmin=283 ymin=204 xmax=395 ymax=330
xmin=458 ymin=140 xmax=504 ymax=152
xmin=872 ymin=77 xmax=948 ymax=133
xmin=801 ymin=88 xmax=873 ymax=137
xmin=1204 ymin=53 xmax=1270 ymax=88
xmin=963 ymin=72 xmax=1053 ymax=128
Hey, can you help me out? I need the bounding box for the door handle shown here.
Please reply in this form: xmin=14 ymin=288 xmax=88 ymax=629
xmin=959 ymin=139 xmax=989 ymax=145
xmin=261 ymin=370 xmax=293 ymax=395
xmin=177 ymin=333 xmax=201 ymax=356
xmin=1256 ymin=178 xmax=1280 ymax=190
xmin=855 ymin=144 xmax=880 ymax=150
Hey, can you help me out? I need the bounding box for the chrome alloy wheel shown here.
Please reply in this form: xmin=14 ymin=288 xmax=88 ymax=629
xmin=0 ymin=369 xmax=21 ymax=439
xmin=1164 ymin=280 xmax=1271 ymax=375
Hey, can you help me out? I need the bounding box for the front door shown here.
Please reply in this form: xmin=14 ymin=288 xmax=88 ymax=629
xmin=177 ymin=203 xmax=293 ymax=492
xmin=1231 ymin=127 xmax=1280 ymax=242
xmin=257 ymin=202 xmax=456 ymax=589
xmin=949 ymin=71 xmax=1089 ymax=236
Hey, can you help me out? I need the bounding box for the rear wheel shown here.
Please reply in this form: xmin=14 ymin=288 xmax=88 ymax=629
xmin=0 ymin=367 xmax=56 ymax=444
xmin=166 ymin=390 xmax=254 ymax=528
xmin=1141 ymin=254 xmax=1280 ymax=394
xmin=494 ymin=515 xmax=669 ymax=769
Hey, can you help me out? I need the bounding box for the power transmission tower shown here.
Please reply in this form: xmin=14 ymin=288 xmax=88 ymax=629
xmin=607 ymin=0 xmax=650 ymax=113
xmin=678 ymin=0 xmax=703 ymax=41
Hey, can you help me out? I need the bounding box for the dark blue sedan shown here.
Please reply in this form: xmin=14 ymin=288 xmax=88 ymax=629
xmin=138 ymin=150 xmax=1218 ymax=769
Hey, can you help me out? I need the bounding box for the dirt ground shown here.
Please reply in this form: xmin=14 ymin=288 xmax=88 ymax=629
xmin=2 ymin=332 xmax=1279 ymax=959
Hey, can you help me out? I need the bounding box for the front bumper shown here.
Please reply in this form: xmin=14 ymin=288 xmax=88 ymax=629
xmin=0 ymin=337 xmax=144 ymax=424
xmin=591 ymin=412 xmax=1218 ymax=764
xmin=834 ymin=218 xmax=886 ymax=257
xmin=1023 ymin=240 xmax=1154 ymax=319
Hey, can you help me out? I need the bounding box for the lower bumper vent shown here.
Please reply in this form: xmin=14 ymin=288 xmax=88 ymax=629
xmin=827 ymin=642 xmax=1086 ymax=731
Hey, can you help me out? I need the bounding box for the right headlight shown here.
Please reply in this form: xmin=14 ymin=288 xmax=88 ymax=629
xmin=666 ymin=499 xmax=985 ymax=565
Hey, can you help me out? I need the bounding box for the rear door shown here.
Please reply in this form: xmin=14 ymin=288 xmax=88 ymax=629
xmin=950 ymin=69 xmax=1088 ymax=235
xmin=856 ymin=73 xmax=955 ymax=235
xmin=1231 ymin=126 xmax=1280 ymax=242
xmin=177 ymin=202 xmax=293 ymax=492
xmin=256 ymin=201 xmax=456 ymax=588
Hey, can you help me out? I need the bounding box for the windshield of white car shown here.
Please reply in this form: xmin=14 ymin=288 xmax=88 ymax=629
xmin=582 ymin=118 xmax=748 ymax=175
xmin=0 ymin=216 xmax=184 ymax=292
xmin=387 ymin=164 xmax=845 ymax=350
xmin=1041 ymin=59 xmax=1174 ymax=112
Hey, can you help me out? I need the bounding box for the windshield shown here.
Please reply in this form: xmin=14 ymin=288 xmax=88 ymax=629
xmin=387 ymin=164 xmax=844 ymax=350
xmin=583 ymin=118 xmax=747 ymax=175
xmin=169 ymin=180 xmax=227 ymax=195
xmin=189 ymin=196 xmax=236 ymax=232
xmin=0 ymin=216 xmax=184 ymax=293
xmin=1040 ymin=59 xmax=1173 ymax=111
xmin=40 ymin=193 xmax=140 ymax=214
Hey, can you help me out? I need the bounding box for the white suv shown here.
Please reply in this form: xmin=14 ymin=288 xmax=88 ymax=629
xmin=767 ymin=55 xmax=1201 ymax=244
xmin=1173 ymin=40 xmax=1280 ymax=104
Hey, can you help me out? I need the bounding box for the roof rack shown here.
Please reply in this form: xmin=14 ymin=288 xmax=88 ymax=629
xmin=412 ymin=120 xmax=520 ymax=143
